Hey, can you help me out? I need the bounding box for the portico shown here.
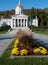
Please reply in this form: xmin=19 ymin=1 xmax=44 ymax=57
xmin=15 ymin=19 xmax=27 ymax=27
xmin=11 ymin=14 xmax=28 ymax=28
xmin=12 ymin=19 xmax=28 ymax=27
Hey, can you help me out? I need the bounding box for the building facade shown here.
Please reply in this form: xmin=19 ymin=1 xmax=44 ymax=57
xmin=0 ymin=0 xmax=38 ymax=28
xmin=0 ymin=0 xmax=28 ymax=29
xmin=32 ymin=16 xmax=38 ymax=27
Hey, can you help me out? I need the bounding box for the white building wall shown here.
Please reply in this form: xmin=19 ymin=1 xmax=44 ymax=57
xmin=32 ymin=19 xmax=36 ymax=26
xmin=11 ymin=14 xmax=28 ymax=28
xmin=32 ymin=18 xmax=38 ymax=27
xmin=11 ymin=19 xmax=13 ymax=28
xmin=1 ymin=19 xmax=12 ymax=27
xmin=35 ymin=19 xmax=38 ymax=27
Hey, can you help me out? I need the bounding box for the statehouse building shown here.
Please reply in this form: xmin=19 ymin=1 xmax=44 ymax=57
xmin=0 ymin=0 xmax=38 ymax=29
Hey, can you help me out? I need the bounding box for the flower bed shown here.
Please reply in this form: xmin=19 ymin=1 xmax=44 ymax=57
xmin=11 ymin=30 xmax=48 ymax=56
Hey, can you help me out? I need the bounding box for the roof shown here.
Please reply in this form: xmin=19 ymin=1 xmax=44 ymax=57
xmin=12 ymin=14 xmax=28 ymax=18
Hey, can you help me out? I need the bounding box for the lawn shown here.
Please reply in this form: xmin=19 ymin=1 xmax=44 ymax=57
xmin=29 ymin=27 xmax=48 ymax=35
xmin=0 ymin=30 xmax=7 ymax=34
xmin=0 ymin=25 xmax=11 ymax=34
xmin=0 ymin=40 xmax=48 ymax=65
xmin=33 ymin=29 xmax=48 ymax=35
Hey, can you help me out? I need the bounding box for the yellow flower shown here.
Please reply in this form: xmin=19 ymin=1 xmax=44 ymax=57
xmin=33 ymin=47 xmax=48 ymax=55
xmin=39 ymin=47 xmax=47 ymax=55
xmin=14 ymin=44 xmax=18 ymax=48
xmin=39 ymin=47 xmax=47 ymax=51
xmin=11 ymin=48 xmax=19 ymax=55
xmin=14 ymin=39 xmax=19 ymax=48
xmin=33 ymin=48 xmax=40 ymax=54
xmin=40 ymin=50 xmax=47 ymax=55
xmin=15 ymin=39 xmax=19 ymax=44
xmin=20 ymin=49 xmax=28 ymax=56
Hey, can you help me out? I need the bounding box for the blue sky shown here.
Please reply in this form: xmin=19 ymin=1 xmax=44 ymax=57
xmin=0 ymin=0 xmax=48 ymax=11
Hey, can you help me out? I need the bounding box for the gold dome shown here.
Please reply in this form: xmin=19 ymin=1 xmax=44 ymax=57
xmin=15 ymin=0 xmax=23 ymax=15
xmin=17 ymin=5 xmax=23 ymax=8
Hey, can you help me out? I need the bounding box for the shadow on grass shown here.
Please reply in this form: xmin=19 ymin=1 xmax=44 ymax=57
xmin=34 ymin=39 xmax=48 ymax=49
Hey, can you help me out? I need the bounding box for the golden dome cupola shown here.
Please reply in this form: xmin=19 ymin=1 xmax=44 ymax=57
xmin=15 ymin=0 xmax=23 ymax=15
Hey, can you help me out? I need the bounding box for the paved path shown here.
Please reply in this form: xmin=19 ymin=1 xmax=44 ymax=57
xmin=0 ymin=30 xmax=17 ymax=57
xmin=33 ymin=33 xmax=48 ymax=49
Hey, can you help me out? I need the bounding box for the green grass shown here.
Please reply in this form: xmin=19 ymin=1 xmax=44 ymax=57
xmin=31 ymin=29 xmax=48 ymax=35
xmin=0 ymin=40 xmax=48 ymax=65
xmin=29 ymin=26 xmax=48 ymax=35
xmin=33 ymin=29 xmax=48 ymax=35
xmin=0 ymin=30 xmax=7 ymax=34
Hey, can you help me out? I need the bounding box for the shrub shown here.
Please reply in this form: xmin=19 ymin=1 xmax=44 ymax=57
xmin=0 ymin=25 xmax=11 ymax=31
xmin=17 ymin=45 xmax=26 ymax=50
xmin=28 ymin=49 xmax=34 ymax=55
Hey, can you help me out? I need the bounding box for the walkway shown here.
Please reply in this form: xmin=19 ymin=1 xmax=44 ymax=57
xmin=33 ymin=33 xmax=48 ymax=49
xmin=0 ymin=30 xmax=17 ymax=57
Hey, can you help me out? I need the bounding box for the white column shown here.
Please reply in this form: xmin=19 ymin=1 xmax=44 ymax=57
xmin=23 ymin=19 xmax=25 ymax=27
xmin=21 ymin=19 xmax=22 ymax=27
xmin=26 ymin=19 xmax=28 ymax=27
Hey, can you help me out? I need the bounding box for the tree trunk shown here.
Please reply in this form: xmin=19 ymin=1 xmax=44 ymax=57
xmin=40 ymin=20 xmax=43 ymax=27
